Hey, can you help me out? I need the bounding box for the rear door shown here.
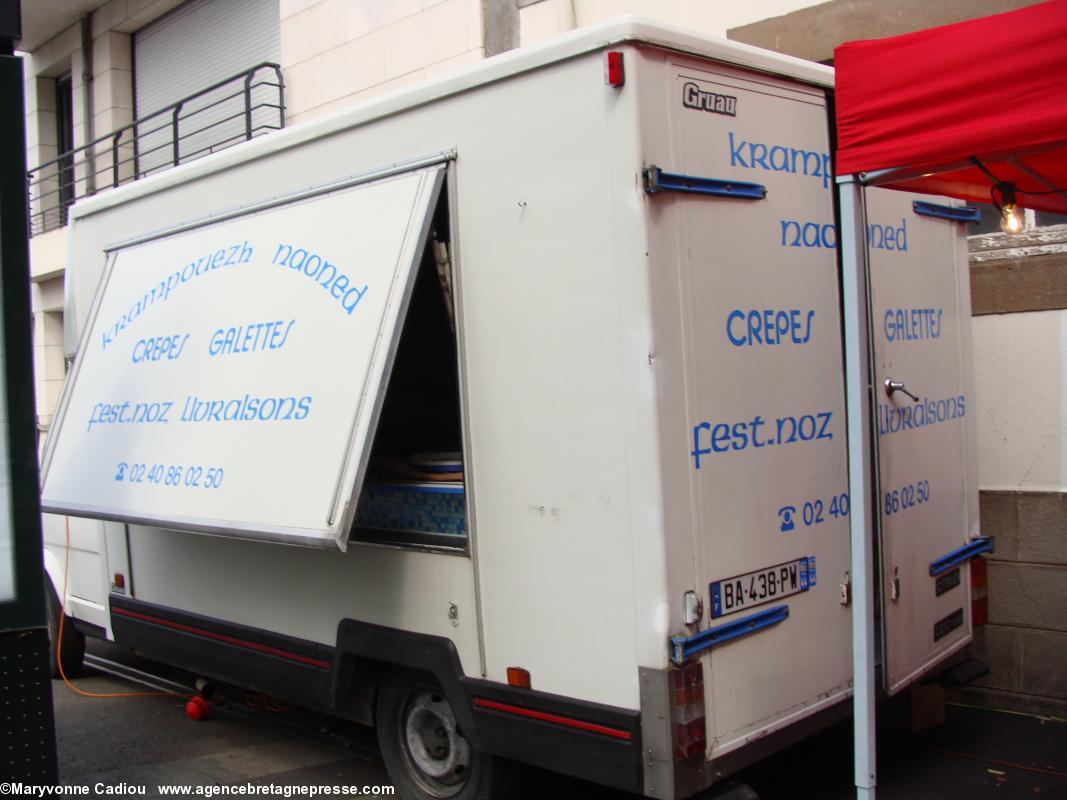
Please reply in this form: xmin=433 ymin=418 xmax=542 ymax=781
xmin=866 ymin=188 xmax=980 ymax=694
xmin=662 ymin=56 xmax=852 ymax=757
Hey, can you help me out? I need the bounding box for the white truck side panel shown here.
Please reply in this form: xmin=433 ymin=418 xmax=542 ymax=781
xmin=41 ymin=515 xmax=109 ymax=631
xmin=127 ymin=526 xmax=482 ymax=657
xmin=603 ymin=50 xmax=677 ymax=674
xmin=62 ymin=49 xmax=650 ymax=709
xmin=633 ymin=47 xmax=707 ymax=658
xmin=451 ymin=57 xmax=643 ymax=709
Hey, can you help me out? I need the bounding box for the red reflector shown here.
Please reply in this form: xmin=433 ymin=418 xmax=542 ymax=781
xmin=669 ymin=662 xmax=706 ymax=760
xmin=669 ymin=661 xmax=705 ymax=706
xmin=506 ymin=667 xmax=531 ymax=689
xmin=971 ymin=557 xmax=988 ymax=626
xmin=674 ymin=717 xmax=706 ymax=760
xmin=605 ymin=51 xmax=624 ymax=87
xmin=113 ymin=573 xmax=125 ymax=589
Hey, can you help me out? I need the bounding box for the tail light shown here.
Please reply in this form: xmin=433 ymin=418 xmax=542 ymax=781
xmin=669 ymin=661 xmax=706 ymax=760
xmin=605 ymin=51 xmax=625 ymax=87
xmin=971 ymin=556 xmax=988 ymax=626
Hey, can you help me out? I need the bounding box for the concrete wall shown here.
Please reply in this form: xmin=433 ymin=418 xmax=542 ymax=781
xmin=517 ymin=0 xmax=820 ymax=46
xmin=30 ymin=290 xmax=65 ymax=434
xmin=965 ymin=227 xmax=1067 ymax=714
xmin=23 ymin=0 xmax=184 ymax=429
xmin=976 ymin=491 xmax=1067 ymax=712
xmin=23 ymin=24 xmax=78 ymax=239
xmin=27 ymin=230 xmax=66 ymax=429
xmin=726 ymin=0 xmax=1042 ymax=62
xmin=279 ymin=0 xmax=831 ymax=123
xmin=280 ymin=0 xmax=487 ymax=125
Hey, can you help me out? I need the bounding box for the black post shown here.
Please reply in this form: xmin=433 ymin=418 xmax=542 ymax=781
xmin=112 ymin=131 xmax=122 ymax=188
xmin=273 ymin=64 xmax=286 ymax=129
xmin=171 ymin=103 xmax=183 ymax=167
xmin=244 ymin=70 xmax=254 ymax=140
xmin=0 ymin=0 xmax=60 ymax=784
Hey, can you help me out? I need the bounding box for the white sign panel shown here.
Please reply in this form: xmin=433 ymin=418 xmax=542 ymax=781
xmin=41 ymin=165 xmax=445 ymax=550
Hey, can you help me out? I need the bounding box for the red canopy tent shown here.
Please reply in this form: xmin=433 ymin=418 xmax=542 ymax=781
xmin=830 ymin=4 xmax=1067 ymax=798
xmin=834 ymin=0 xmax=1067 ymax=216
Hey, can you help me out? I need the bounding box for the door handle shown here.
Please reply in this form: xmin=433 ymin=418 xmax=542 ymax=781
xmin=884 ymin=378 xmax=919 ymax=403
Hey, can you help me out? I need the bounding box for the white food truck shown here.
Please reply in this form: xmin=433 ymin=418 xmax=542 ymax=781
xmin=40 ymin=18 xmax=988 ymax=800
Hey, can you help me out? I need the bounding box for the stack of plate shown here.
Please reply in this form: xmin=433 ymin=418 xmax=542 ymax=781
xmin=406 ymin=452 xmax=463 ymax=481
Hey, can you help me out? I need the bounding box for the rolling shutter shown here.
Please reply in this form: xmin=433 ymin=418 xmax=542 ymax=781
xmin=133 ymin=0 xmax=281 ymax=175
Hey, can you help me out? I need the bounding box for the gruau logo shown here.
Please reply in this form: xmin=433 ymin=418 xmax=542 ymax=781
xmin=682 ymin=81 xmax=737 ymax=117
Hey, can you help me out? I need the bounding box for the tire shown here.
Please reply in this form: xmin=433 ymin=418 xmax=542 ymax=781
xmin=45 ymin=581 xmax=85 ymax=679
xmin=376 ymin=669 xmax=514 ymax=800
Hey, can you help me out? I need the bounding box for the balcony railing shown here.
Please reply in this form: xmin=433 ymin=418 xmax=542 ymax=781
xmin=28 ymin=62 xmax=285 ymax=237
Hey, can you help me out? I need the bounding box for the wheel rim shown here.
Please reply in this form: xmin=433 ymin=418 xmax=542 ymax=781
xmin=399 ymin=685 xmax=471 ymax=798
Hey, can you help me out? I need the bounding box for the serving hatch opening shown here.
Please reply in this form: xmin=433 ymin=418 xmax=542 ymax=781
xmin=40 ymin=160 xmax=450 ymax=551
xmin=352 ymin=184 xmax=469 ymax=552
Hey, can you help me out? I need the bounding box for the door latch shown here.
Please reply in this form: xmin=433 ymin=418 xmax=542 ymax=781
xmin=884 ymin=377 xmax=919 ymax=403
xmin=839 ymin=573 xmax=851 ymax=605
xmin=683 ymin=591 xmax=703 ymax=625
xmin=890 ymin=567 xmax=901 ymax=602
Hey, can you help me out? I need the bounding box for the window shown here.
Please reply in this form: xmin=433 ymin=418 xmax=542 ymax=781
xmin=54 ymin=74 xmax=74 ymax=225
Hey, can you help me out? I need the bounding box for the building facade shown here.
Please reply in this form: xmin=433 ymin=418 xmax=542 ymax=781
xmin=21 ymin=0 xmax=1064 ymax=713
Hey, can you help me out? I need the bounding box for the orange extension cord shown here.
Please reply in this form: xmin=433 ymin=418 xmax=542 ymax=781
xmin=55 ymin=516 xmax=183 ymax=700
xmin=55 ymin=517 xmax=291 ymax=714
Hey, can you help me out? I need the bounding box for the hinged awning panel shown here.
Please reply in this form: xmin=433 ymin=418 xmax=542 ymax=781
xmin=41 ymin=163 xmax=446 ymax=550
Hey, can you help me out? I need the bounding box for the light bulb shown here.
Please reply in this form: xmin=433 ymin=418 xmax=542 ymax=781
xmin=1000 ymin=202 xmax=1024 ymax=234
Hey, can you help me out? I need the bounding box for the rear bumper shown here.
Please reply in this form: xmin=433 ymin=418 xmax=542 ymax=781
xmin=639 ymin=666 xmax=852 ymax=800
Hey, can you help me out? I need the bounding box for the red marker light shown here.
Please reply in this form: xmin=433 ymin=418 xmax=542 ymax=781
xmin=971 ymin=556 xmax=988 ymax=626
xmin=507 ymin=667 xmax=532 ymax=689
xmin=605 ymin=51 xmax=625 ymax=87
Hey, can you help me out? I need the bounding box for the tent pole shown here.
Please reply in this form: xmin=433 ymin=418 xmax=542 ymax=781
xmin=837 ymin=174 xmax=877 ymax=800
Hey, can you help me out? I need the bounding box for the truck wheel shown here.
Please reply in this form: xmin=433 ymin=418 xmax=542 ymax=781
xmin=45 ymin=582 xmax=85 ymax=679
xmin=376 ymin=670 xmax=511 ymax=800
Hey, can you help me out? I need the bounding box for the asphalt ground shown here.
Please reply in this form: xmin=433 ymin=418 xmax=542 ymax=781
xmin=738 ymin=703 xmax=1067 ymax=799
xmin=52 ymin=646 xmax=388 ymax=794
xmin=49 ymin=641 xmax=1067 ymax=800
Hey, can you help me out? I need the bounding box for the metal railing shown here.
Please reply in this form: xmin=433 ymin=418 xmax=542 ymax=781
xmin=28 ymin=62 xmax=285 ymax=237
